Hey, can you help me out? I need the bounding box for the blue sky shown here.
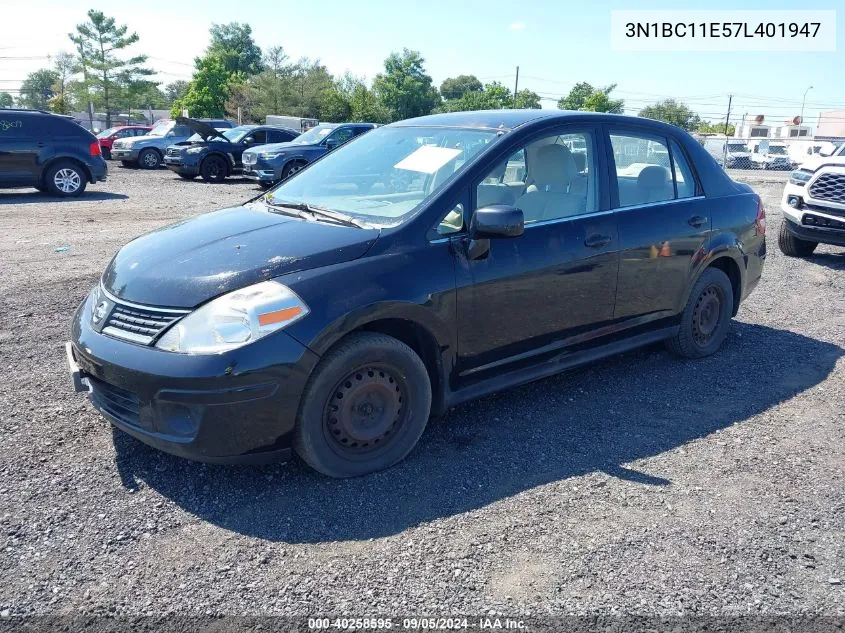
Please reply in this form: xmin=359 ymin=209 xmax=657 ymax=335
xmin=2 ymin=0 xmax=842 ymax=126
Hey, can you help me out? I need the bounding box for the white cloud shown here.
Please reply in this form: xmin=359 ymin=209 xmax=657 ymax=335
xmin=509 ymin=22 xmax=526 ymax=31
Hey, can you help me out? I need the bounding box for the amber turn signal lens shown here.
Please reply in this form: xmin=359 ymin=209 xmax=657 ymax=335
xmin=258 ymin=306 xmax=303 ymax=326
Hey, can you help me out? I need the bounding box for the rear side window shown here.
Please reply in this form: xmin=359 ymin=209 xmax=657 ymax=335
xmin=610 ymin=132 xmax=694 ymax=207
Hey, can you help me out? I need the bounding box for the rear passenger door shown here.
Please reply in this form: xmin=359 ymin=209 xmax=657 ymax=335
xmin=0 ymin=113 xmax=38 ymax=185
xmin=609 ymin=129 xmax=709 ymax=321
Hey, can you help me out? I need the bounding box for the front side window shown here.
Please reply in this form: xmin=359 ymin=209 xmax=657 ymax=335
xmin=327 ymin=128 xmax=355 ymax=146
xmin=473 ymin=130 xmax=598 ymax=224
xmin=266 ymin=126 xmax=499 ymax=227
xmin=291 ymin=125 xmax=336 ymax=145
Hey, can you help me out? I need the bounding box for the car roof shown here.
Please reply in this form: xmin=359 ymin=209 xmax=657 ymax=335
xmin=389 ymin=109 xmax=685 ymax=132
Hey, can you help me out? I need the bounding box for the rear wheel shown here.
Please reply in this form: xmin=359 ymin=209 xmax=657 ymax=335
xmin=138 ymin=148 xmax=161 ymax=169
xmin=666 ymin=268 xmax=733 ymax=359
xmin=293 ymin=332 xmax=432 ymax=478
xmin=281 ymin=160 xmax=306 ymax=181
xmin=200 ymin=156 xmax=227 ymax=182
xmin=44 ymin=161 xmax=87 ymax=197
xmin=778 ymin=221 xmax=817 ymax=257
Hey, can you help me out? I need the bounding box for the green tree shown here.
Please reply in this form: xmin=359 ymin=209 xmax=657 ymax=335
xmin=164 ymin=80 xmax=188 ymax=104
xmin=348 ymin=83 xmax=391 ymax=123
xmin=172 ymin=53 xmax=231 ymax=118
xmin=439 ymin=82 xmax=540 ymax=112
xmin=0 ymin=92 xmax=13 ymax=108
xmin=69 ymin=9 xmax=153 ymax=128
xmin=638 ymin=99 xmax=701 ymax=131
xmin=48 ymin=52 xmax=77 ymax=114
xmin=440 ymin=74 xmax=482 ymax=100
xmin=17 ymin=69 xmax=60 ymax=110
xmin=208 ymin=22 xmax=263 ymax=76
xmin=513 ymin=89 xmax=541 ymax=109
xmin=373 ymin=49 xmax=439 ymax=122
xmin=558 ymin=82 xmax=623 ymax=113
xmin=696 ymin=120 xmax=736 ymax=136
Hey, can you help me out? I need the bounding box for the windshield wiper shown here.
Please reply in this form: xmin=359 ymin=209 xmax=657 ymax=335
xmin=265 ymin=198 xmax=369 ymax=229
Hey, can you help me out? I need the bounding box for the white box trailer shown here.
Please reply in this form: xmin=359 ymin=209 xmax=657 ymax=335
xmin=265 ymin=115 xmax=319 ymax=133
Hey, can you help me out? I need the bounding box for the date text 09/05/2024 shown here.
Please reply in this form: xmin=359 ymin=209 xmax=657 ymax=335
xmin=307 ymin=617 xmax=527 ymax=630
xmin=625 ymin=22 xmax=821 ymax=38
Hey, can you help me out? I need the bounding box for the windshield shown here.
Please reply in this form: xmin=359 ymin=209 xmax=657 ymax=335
xmin=768 ymin=145 xmax=787 ymax=155
xmin=265 ymin=126 xmax=500 ymax=227
xmin=290 ymin=125 xmax=336 ymax=145
xmin=148 ymin=121 xmax=173 ymax=137
xmin=186 ymin=128 xmax=250 ymax=143
xmin=97 ymin=127 xmax=119 ymax=139
xmin=727 ymin=144 xmax=748 ymax=152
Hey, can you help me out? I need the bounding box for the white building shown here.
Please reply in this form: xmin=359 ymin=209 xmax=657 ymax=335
xmin=734 ymin=114 xmax=812 ymax=139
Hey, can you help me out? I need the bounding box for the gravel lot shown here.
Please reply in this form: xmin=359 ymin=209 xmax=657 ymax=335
xmin=0 ymin=164 xmax=843 ymax=623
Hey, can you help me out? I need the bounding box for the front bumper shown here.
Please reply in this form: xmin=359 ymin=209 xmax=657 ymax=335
xmin=164 ymin=153 xmax=201 ymax=176
xmin=110 ymin=147 xmax=141 ymax=161
xmin=243 ymin=168 xmax=278 ymax=183
xmin=68 ymin=294 xmax=320 ymax=464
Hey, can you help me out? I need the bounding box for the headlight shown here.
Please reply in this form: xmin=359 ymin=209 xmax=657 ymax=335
xmin=186 ymin=146 xmax=205 ymax=154
xmin=259 ymin=152 xmax=284 ymax=160
xmin=155 ymin=280 xmax=309 ymax=354
xmin=789 ymin=170 xmax=813 ymax=186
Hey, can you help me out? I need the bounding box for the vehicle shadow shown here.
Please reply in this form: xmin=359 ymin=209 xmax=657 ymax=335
xmin=0 ymin=191 xmax=128 ymax=205
xmin=809 ymin=252 xmax=845 ymax=270
xmin=111 ymin=322 xmax=842 ymax=543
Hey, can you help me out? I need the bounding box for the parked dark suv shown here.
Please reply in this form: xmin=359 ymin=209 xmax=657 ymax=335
xmin=164 ymin=118 xmax=300 ymax=182
xmin=68 ymin=110 xmax=765 ymax=477
xmin=0 ymin=109 xmax=107 ymax=196
xmin=242 ymin=122 xmax=376 ymax=186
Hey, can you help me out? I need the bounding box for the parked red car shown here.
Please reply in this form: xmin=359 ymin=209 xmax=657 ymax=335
xmin=96 ymin=126 xmax=153 ymax=160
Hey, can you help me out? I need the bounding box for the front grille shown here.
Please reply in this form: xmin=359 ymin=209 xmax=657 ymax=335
xmin=803 ymin=213 xmax=845 ymax=231
xmin=88 ymin=377 xmax=142 ymax=428
xmin=243 ymin=154 xmax=256 ymax=165
xmin=805 ymin=204 xmax=845 ymax=219
xmin=809 ymin=173 xmax=845 ymax=204
xmin=102 ymin=302 xmax=187 ymax=345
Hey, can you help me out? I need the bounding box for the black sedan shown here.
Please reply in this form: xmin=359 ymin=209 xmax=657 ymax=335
xmin=68 ymin=110 xmax=766 ymax=477
xmin=163 ymin=118 xmax=300 ymax=182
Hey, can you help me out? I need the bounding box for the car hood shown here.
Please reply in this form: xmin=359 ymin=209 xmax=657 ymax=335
xmin=176 ymin=116 xmax=229 ymax=142
xmin=102 ymin=203 xmax=379 ymax=308
xmin=799 ymin=155 xmax=845 ymax=171
xmin=245 ymin=140 xmax=310 ymax=154
xmin=119 ymin=134 xmax=167 ymax=146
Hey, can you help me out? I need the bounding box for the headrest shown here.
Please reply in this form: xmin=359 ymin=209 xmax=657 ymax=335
xmin=637 ymin=165 xmax=670 ymax=189
xmin=531 ymin=144 xmax=577 ymax=189
xmin=572 ymin=152 xmax=586 ymax=172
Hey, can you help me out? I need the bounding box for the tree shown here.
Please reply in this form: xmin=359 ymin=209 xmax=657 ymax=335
xmin=348 ymin=83 xmax=391 ymax=123
xmin=48 ymin=52 xmax=77 ymax=114
xmin=17 ymin=69 xmax=60 ymax=110
xmin=164 ymin=80 xmax=188 ymax=104
xmin=172 ymin=53 xmax=231 ymax=118
xmin=438 ymin=82 xmax=540 ymax=112
xmin=558 ymin=82 xmax=623 ymax=113
xmin=639 ymin=99 xmax=701 ymax=131
xmin=440 ymin=75 xmax=482 ymax=100
xmin=0 ymin=92 xmax=13 ymax=108
xmin=696 ymin=120 xmax=736 ymax=136
xmin=69 ymin=9 xmax=153 ymax=128
xmin=513 ymin=89 xmax=541 ymax=109
xmin=208 ymin=22 xmax=263 ymax=76
xmin=373 ymin=49 xmax=439 ymax=121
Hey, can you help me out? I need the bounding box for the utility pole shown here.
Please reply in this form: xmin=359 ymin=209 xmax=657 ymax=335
xmin=723 ymin=94 xmax=733 ymax=167
xmin=800 ymin=85 xmax=813 ymax=127
xmin=512 ymin=66 xmax=519 ymax=109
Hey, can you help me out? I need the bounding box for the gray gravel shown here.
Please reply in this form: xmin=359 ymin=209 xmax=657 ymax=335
xmin=0 ymin=165 xmax=843 ymax=619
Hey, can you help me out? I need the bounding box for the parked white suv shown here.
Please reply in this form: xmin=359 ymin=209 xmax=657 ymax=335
xmin=780 ymin=143 xmax=845 ymax=256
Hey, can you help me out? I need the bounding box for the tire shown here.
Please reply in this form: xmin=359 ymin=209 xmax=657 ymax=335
xmin=778 ymin=221 xmax=817 ymax=257
xmin=178 ymin=173 xmax=197 ymax=180
xmin=666 ymin=268 xmax=734 ymax=359
xmin=293 ymin=332 xmax=432 ymax=478
xmin=258 ymin=181 xmax=274 ymax=190
xmin=200 ymin=156 xmax=227 ymax=182
xmin=44 ymin=161 xmax=87 ymax=197
xmin=138 ymin=148 xmax=161 ymax=169
xmin=102 ymin=148 xmax=111 ymax=160
xmin=281 ymin=160 xmax=307 ymax=181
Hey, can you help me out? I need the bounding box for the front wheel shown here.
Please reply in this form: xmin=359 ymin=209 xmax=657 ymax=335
xmin=138 ymin=148 xmax=161 ymax=169
xmin=293 ymin=332 xmax=432 ymax=478
xmin=200 ymin=156 xmax=227 ymax=182
xmin=281 ymin=160 xmax=306 ymax=181
xmin=778 ymin=221 xmax=817 ymax=257
xmin=44 ymin=161 xmax=87 ymax=197
xmin=666 ymin=268 xmax=734 ymax=359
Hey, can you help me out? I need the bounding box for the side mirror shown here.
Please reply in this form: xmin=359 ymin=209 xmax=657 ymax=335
xmin=470 ymin=205 xmax=524 ymax=239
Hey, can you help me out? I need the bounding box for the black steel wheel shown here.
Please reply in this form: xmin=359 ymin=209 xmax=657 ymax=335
xmin=200 ymin=156 xmax=227 ymax=182
xmin=294 ymin=332 xmax=432 ymax=478
xmin=666 ymin=267 xmax=734 ymax=359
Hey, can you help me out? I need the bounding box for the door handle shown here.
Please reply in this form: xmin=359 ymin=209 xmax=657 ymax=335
xmin=584 ymin=234 xmax=611 ymax=248
xmin=688 ymin=215 xmax=707 ymax=228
